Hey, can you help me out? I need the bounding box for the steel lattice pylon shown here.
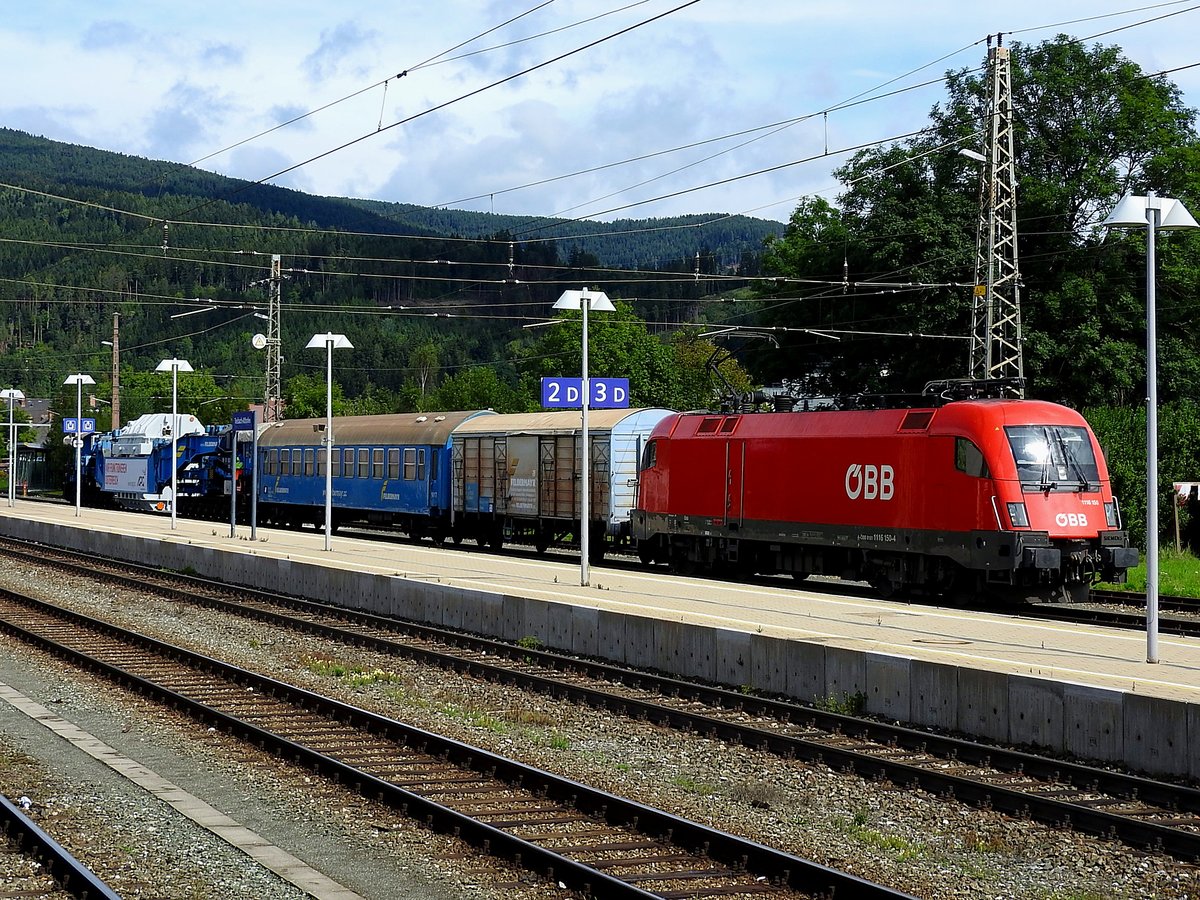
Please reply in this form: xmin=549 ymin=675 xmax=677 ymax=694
xmin=265 ymin=254 xmax=283 ymax=422
xmin=967 ymin=43 xmax=1024 ymax=396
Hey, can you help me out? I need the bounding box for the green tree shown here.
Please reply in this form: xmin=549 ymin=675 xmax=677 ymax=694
xmin=282 ymin=372 xmax=351 ymax=420
xmin=753 ymin=36 xmax=1200 ymax=405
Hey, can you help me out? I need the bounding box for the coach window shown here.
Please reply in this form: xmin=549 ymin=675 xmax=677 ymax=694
xmin=263 ymin=450 xmax=274 ymax=476
xmin=344 ymin=448 xmax=355 ymax=478
xmin=373 ymin=448 xmax=384 ymax=479
xmin=955 ymin=437 xmax=989 ymax=478
xmin=388 ymin=448 xmax=400 ymax=479
xmin=279 ymin=449 xmax=290 ymax=476
xmin=417 ymin=448 xmax=427 ymax=481
xmin=404 ymin=447 xmax=416 ymax=480
xmin=357 ymin=448 xmax=370 ymax=479
xmin=317 ymin=448 xmax=326 ymax=477
xmin=304 ymin=448 xmax=315 ymax=477
xmin=331 ymin=448 xmax=341 ymax=477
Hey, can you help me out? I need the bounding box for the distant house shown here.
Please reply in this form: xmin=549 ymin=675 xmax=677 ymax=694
xmin=7 ymin=396 xmax=55 ymax=492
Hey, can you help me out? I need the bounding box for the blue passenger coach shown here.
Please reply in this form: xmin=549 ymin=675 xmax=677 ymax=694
xmin=255 ymin=410 xmax=492 ymax=538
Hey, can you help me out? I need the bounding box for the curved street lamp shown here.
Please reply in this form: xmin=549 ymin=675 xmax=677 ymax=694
xmin=1103 ymin=191 xmax=1199 ymax=664
xmin=155 ymin=358 xmax=194 ymax=530
xmin=306 ymin=332 xmax=353 ymax=551
xmin=63 ymin=373 xmax=96 ymax=517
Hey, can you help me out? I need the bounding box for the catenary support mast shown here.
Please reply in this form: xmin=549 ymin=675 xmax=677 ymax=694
xmin=265 ymin=254 xmax=282 ymax=422
xmin=967 ymin=36 xmax=1024 ymax=395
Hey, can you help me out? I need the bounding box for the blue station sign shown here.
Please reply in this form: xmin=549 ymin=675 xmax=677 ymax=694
xmin=232 ymin=410 xmax=257 ymax=432
xmin=63 ymin=417 xmax=96 ymax=434
xmin=541 ymin=377 xmax=630 ymax=409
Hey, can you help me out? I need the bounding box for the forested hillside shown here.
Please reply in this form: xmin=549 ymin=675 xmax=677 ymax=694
xmin=0 ymin=126 xmax=772 ymax=416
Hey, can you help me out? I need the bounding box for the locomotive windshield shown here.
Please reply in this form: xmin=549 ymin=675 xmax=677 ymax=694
xmin=1005 ymin=425 xmax=1099 ymax=492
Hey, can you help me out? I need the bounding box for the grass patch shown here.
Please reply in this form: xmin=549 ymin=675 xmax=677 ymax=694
xmin=669 ymin=774 xmax=717 ymax=796
xmin=301 ymin=653 xmax=411 ymax=688
xmin=838 ymin=807 xmax=924 ymax=861
xmin=1099 ymin=548 xmax=1200 ymax=597
xmin=813 ymin=691 xmax=867 ymax=716
xmin=302 ymin=654 xmax=366 ymax=678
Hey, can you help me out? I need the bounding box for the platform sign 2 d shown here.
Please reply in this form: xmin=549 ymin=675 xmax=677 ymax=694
xmin=232 ymin=410 xmax=257 ymax=432
xmin=541 ymin=377 xmax=629 ymax=409
xmin=62 ymin=418 xmax=96 ymax=434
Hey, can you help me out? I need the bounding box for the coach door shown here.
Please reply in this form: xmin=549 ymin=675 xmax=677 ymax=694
xmin=590 ymin=435 xmax=611 ymax=524
xmin=540 ymin=435 xmax=575 ymax=521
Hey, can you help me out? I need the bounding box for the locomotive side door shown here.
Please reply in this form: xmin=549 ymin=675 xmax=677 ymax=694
xmin=725 ymin=439 xmax=746 ymax=527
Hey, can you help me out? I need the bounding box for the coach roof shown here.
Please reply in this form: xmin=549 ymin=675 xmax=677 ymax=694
xmin=257 ymin=410 xmax=491 ymax=448
xmin=451 ymin=409 xmax=660 ymax=437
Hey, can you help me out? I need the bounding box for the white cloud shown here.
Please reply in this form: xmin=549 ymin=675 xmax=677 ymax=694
xmin=0 ymin=0 xmax=1196 ymax=224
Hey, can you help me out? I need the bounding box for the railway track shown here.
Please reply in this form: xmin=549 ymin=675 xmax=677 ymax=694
xmin=4 ymin=537 xmax=1200 ymax=866
xmin=1026 ymin=588 xmax=1200 ymax=636
xmin=0 ymin=793 xmax=120 ymax=899
xmin=0 ymin=584 xmax=915 ymax=900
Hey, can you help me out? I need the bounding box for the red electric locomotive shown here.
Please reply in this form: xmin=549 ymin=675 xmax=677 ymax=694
xmin=631 ymin=397 xmax=1137 ymax=602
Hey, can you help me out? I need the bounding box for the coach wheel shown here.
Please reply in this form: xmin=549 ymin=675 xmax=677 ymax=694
xmin=451 ymin=532 xmax=464 ymax=545
xmin=637 ymin=542 xmax=655 ymax=566
xmin=790 ymin=571 xmax=809 ymax=582
xmin=488 ymin=529 xmax=504 ymax=551
xmin=534 ymin=529 xmax=551 ymax=554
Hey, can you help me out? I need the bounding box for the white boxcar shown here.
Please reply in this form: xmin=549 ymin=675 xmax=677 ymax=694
xmin=450 ymin=408 xmax=674 ymax=553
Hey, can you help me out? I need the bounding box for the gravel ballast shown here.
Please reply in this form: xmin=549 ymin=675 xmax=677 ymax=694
xmin=0 ymin=555 xmax=1196 ymax=899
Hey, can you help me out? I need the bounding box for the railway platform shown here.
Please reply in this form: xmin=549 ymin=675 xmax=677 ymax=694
xmin=1 ymin=501 xmax=1197 ymax=779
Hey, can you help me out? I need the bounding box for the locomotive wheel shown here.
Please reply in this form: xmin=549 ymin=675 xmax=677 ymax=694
xmin=637 ymin=543 xmax=655 ymax=566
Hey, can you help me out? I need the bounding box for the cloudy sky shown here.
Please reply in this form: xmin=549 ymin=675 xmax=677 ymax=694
xmin=2 ymin=1 xmax=1197 ymax=223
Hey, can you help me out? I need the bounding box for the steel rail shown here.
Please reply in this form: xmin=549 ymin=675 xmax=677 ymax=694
xmin=0 ymin=587 xmax=915 ymax=900
xmin=7 ymin=539 xmax=1200 ymax=861
xmin=0 ymin=794 xmax=121 ymax=900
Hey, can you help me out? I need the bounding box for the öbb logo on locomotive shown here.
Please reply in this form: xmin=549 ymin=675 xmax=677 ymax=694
xmin=1056 ymin=512 xmax=1088 ymax=527
xmin=844 ymin=463 xmax=895 ymax=500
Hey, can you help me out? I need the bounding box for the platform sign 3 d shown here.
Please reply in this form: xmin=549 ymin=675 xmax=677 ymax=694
xmin=62 ymin=418 xmax=96 ymax=434
xmin=541 ymin=377 xmax=629 ymax=409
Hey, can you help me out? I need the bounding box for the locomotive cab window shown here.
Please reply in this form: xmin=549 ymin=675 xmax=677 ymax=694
xmin=1005 ymin=425 xmax=1099 ymax=491
xmin=954 ymin=438 xmax=989 ymax=477
xmin=640 ymin=440 xmax=657 ymax=471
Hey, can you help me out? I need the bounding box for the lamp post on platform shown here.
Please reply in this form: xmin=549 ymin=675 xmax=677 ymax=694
xmin=1 ymin=388 xmax=23 ymax=508
xmin=552 ymin=288 xmax=615 ymax=587
xmin=306 ymin=332 xmax=352 ymax=551
xmin=1103 ymin=191 xmax=1199 ymax=664
xmin=155 ymin=358 xmax=193 ymax=531
xmin=63 ymin=373 xmax=96 ymax=517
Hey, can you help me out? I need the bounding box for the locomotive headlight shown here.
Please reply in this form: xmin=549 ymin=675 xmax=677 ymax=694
xmin=1104 ymin=501 xmax=1119 ymax=528
xmin=1006 ymin=502 xmax=1030 ymax=528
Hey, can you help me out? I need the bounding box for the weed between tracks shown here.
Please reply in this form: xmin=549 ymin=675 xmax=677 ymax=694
xmin=298 ymin=653 xmax=571 ymax=749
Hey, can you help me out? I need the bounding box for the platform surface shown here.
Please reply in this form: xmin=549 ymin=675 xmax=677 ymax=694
xmin=3 ymin=501 xmax=1197 ymax=703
